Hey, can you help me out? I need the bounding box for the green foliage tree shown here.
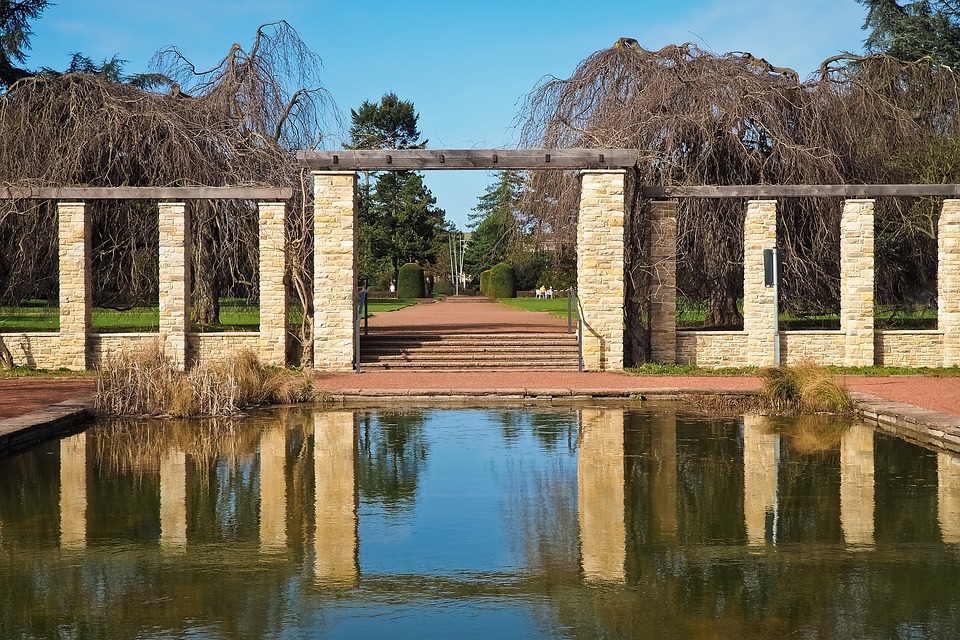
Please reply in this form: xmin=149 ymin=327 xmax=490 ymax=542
xmin=396 ymin=262 xmax=425 ymax=298
xmin=858 ymin=0 xmax=960 ymax=66
xmin=348 ymin=93 xmax=446 ymax=285
xmin=0 ymin=0 xmax=48 ymax=88
xmin=464 ymin=171 xmax=522 ymax=276
xmin=488 ymin=262 xmax=516 ymax=299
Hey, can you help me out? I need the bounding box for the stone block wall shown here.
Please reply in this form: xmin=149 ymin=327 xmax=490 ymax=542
xmin=840 ymin=199 xmax=875 ymax=367
xmin=258 ymin=202 xmax=288 ymax=366
xmin=743 ymin=200 xmax=778 ymax=367
xmin=187 ymin=333 xmax=261 ymax=367
xmin=876 ymin=331 xmax=945 ymax=368
xmin=649 ymin=200 xmax=677 ymax=363
xmin=0 ymin=333 xmax=62 ymax=369
xmin=780 ymin=332 xmax=845 ymax=365
xmin=57 ymin=202 xmax=91 ymax=370
xmin=158 ymin=203 xmax=190 ymax=370
xmin=313 ymin=172 xmax=358 ymax=372
xmin=675 ymin=331 xmax=748 ymax=366
xmin=578 ymin=170 xmax=626 ymax=372
xmin=941 ymin=200 xmax=960 ymax=366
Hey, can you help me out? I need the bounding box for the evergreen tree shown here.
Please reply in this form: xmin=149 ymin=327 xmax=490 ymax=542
xmin=464 ymin=171 xmax=523 ymax=278
xmin=0 ymin=0 xmax=49 ymax=88
xmin=348 ymin=93 xmax=445 ymax=286
xmin=858 ymin=0 xmax=960 ymax=66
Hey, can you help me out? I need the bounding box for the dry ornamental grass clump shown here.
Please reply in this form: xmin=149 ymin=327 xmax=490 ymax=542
xmin=761 ymin=361 xmax=852 ymax=414
xmin=95 ymin=342 xmax=312 ymax=417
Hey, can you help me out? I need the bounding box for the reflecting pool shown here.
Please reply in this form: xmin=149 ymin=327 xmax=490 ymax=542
xmin=2 ymin=405 xmax=960 ymax=638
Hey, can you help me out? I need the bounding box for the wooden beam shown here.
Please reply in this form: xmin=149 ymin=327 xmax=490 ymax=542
xmin=641 ymin=184 xmax=960 ymax=198
xmin=297 ymin=148 xmax=639 ymax=171
xmin=0 ymin=186 xmax=294 ymax=200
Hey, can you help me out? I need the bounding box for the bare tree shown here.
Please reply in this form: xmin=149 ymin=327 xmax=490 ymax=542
xmin=0 ymin=21 xmax=336 ymax=364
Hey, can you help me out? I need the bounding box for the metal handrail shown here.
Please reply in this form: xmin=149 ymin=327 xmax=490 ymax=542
xmin=354 ymin=288 xmax=368 ymax=373
xmin=569 ymin=287 xmax=583 ymax=372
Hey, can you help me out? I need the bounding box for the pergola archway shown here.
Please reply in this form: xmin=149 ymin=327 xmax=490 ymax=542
xmin=298 ymin=148 xmax=667 ymax=373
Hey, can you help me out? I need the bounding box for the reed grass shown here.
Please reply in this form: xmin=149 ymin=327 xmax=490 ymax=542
xmin=761 ymin=361 xmax=852 ymax=414
xmin=95 ymin=342 xmax=312 ymax=417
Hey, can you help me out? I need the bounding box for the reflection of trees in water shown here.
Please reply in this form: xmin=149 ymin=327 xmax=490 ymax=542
xmin=495 ymin=410 xmax=577 ymax=452
xmin=357 ymin=411 xmax=428 ymax=512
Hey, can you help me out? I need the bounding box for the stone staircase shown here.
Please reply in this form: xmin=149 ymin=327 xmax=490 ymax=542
xmin=358 ymin=332 xmax=580 ymax=371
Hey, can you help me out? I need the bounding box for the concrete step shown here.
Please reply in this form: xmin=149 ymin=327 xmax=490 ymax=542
xmin=357 ymin=331 xmax=580 ymax=371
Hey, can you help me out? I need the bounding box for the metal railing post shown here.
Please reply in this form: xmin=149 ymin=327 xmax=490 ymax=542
xmin=355 ymin=288 xmax=367 ymax=373
xmin=567 ymin=287 xmax=573 ymax=334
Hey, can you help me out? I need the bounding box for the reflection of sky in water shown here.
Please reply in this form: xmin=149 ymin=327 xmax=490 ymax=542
xmin=358 ymin=409 xmax=578 ymax=577
xmin=2 ymin=406 xmax=960 ymax=638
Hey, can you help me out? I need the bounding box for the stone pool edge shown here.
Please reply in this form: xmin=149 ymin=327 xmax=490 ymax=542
xmin=4 ymin=389 xmax=960 ymax=457
xmin=0 ymin=397 xmax=95 ymax=457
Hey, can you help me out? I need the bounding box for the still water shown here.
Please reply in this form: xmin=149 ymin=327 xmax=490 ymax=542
xmin=1 ymin=405 xmax=960 ymax=638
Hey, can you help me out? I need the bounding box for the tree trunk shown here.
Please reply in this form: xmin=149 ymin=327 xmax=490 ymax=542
xmin=705 ymin=287 xmax=742 ymax=328
xmin=0 ymin=336 xmax=13 ymax=370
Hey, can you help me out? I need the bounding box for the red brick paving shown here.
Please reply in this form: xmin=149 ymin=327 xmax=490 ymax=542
xmin=0 ymin=377 xmax=96 ymax=420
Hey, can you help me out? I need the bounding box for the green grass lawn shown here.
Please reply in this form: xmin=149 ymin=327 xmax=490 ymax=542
xmin=498 ymin=297 xmax=578 ymax=319
xmin=0 ymin=297 xmax=416 ymax=332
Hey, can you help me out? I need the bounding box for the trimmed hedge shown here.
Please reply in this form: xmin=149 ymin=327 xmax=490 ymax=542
xmin=397 ymin=262 xmax=425 ymax=298
xmin=479 ymin=269 xmax=492 ymax=296
xmin=488 ymin=262 xmax=516 ymax=299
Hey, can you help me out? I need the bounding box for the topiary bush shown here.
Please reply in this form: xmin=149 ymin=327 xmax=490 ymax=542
xmin=433 ymin=278 xmax=454 ymax=295
xmin=479 ymin=269 xmax=492 ymax=296
xmin=488 ymin=262 xmax=516 ymax=299
xmin=397 ymin=262 xmax=425 ymax=298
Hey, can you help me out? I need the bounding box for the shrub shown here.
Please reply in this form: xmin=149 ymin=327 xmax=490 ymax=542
xmin=433 ymin=278 xmax=454 ymax=295
xmin=761 ymin=362 xmax=851 ymax=414
xmin=95 ymin=342 xmax=312 ymax=417
xmin=488 ymin=262 xmax=516 ymax=299
xmin=479 ymin=269 xmax=492 ymax=296
xmin=397 ymin=262 xmax=425 ymax=298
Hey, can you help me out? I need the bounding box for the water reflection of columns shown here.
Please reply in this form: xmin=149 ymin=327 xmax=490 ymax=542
xmin=160 ymin=449 xmax=187 ymax=553
xmin=59 ymin=432 xmax=87 ymax=550
xmin=314 ymin=411 xmax=358 ymax=588
xmin=260 ymin=423 xmax=288 ymax=553
xmin=938 ymin=453 xmax=960 ymax=544
xmin=578 ymin=408 xmax=626 ymax=584
xmin=743 ymin=416 xmax=777 ymax=547
xmin=651 ymin=410 xmax=677 ymax=541
xmin=840 ymin=423 xmax=875 ymax=548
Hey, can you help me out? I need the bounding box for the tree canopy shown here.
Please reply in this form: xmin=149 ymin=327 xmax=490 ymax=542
xmin=348 ymin=93 xmax=445 ymax=287
xmin=0 ymin=0 xmax=48 ymax=88
xmin=859 ymin=0 xmax=960 ymax=66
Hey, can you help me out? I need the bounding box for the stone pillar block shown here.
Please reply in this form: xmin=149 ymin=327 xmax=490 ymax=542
xmin=577 ymin=170 xmax=626 ymax=371
xmin=57 ymin=202 xmax=91 ymax=370
xmin=840 ymin=199 xmax=875 ymax=367
xmin=743 ymin=200 xmax=778 ymax=367
xmin=158 ymin=203 xmax=190 ymax=369
xmin=259 ymin=202 xmax=288 ymax=367
xmin=313 ymin=172 xmax=358 ymax=371
xmin=578 ymin=408 xmax=626 ymax=584
xmin=649 ymin=200 xmax=677 ymax=364
xmin=940 ymin=200 xmax=960 ymax=366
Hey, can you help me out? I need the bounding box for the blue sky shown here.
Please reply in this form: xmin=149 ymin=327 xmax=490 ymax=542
xmin=24 ymin=1 xmax=870 ymax=228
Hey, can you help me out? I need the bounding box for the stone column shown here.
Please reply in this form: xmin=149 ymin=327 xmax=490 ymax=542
xmin=940 ymin=200 xmax=960 ymax=367
xmin=59 ymin=432 xmax=87 ymax=550
xmin=158 ymin=202 xmax=190 ymax=369
xmin=650 ymin=409 xmax=677 ymax=541
xmin=743 ymin=200 xmax=778 ymax=367
xmin=313 ymin=172 xmax=358 ymax=372
xmin=840 ymin=423 xmax=875 ymax=548
xmin=649 ymin=200 xmax=677 ymax=364
xmin=160 ymin=449 xmax=187 ymax=554
xmin=578 ymin=408 xmax=626 ymax=584
xmin=577 ymin=170 xmax=626 ymax=371
xmin=841 ymin=199 xmax=876 ymax=367
xmin=743 ymin=415 xmax=776 ymax=547
xmin=260 ymin=423 xmax=287 ymax=553
xmin=57 ymin=202 xmax=91 ymax=370
xmin=314 ymin=411 xmax=358 ymax=588
xmin=938 ymin=452 xmax=960 ymax=545
xmin=259 ymin=202 xmax=288 ymax=367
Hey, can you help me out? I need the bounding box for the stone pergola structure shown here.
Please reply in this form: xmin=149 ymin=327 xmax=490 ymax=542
xmin=300 ymin=149 xmax=641 ymax=372
xmin=0 ymin=187 xmax=291 ymax=371
xmin=4 ymin=156 xmax=960 ymax=371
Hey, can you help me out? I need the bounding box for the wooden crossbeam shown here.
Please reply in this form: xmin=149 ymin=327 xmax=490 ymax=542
xmin=0 ymin=186 xmax=294 ymax=200
xmin=297 ymin=148 xmax=639 ymax=171
xmin=640 ymin=184 xmax=960 ymax=198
